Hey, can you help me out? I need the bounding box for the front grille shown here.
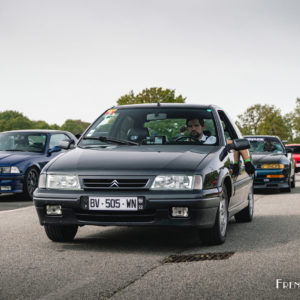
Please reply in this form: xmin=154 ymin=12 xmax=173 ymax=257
xmin=82 ymin=178 xmax=150 ymax=190
xmin=74 ymin=208 xmax=156 ymax=223
xmin=254 ymin=182 xmax=264 ymax=185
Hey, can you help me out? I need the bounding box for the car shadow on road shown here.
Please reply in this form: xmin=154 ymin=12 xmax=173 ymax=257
xmin=58 ymin=212 xmax=300 ymax=255
xmin=254 ymin=185 xmax=300 ymax=195
xmin=0 ymin=194 xmax=33 ymax=211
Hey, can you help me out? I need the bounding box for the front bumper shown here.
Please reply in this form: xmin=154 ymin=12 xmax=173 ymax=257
xmin=34 ymin=188 xmax=220 ymax=229
xmin=0 ymin=175 xmax=24 ymax=194
xmin=253 ymin=169 xmax=289 ymax=189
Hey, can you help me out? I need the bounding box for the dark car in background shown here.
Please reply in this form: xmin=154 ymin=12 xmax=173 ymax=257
xmin=0 ymin=130 xmax=76 ymax=200
xmin=34 ymin=104 xmax=254 ymax=245
xmin=285 ymin=144 xmax=300 ymax=173
xmin=245 ymin=136 xmax=295 ymax=192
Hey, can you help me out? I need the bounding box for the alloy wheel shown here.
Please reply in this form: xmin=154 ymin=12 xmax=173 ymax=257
xmin=26 ymin=169 xmax=39 ymax=197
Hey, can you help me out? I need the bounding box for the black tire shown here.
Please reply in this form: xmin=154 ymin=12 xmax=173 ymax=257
xmin=44 ymin=225 xmax=78 ymax=242
xmin=281 ymin=175 xmax=291 ymax=193
xmin=235 ymin=185 xmax=254 ymax=223
xmin=291 ymin=175 xmax=295 ymax=188
xmin=23 ymin=167 xmax=40 ymax=200
xmin=198 ymin=185 xmax=228 ymax=245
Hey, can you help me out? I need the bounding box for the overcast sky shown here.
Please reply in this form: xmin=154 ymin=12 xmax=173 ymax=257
xmin=1 ymin=0 xmax=299 ymax=125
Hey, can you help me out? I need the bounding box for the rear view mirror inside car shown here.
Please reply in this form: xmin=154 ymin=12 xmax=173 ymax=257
xmin=146 ymin=113 xmax=167 ymax=121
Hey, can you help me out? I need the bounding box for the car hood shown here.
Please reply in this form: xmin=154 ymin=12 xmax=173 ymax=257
xmin=251 ymin=153 xmax=288 ymax=165
xmin=0 ymin=151 xmax=41 ymax=165
xmin=46 ymin=146 xmax=213 ymax=175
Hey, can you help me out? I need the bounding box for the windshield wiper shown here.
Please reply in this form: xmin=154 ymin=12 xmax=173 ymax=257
xmin=2 ymin=149 xmax=24 ymax=152
xmin=82 ymin=136 xmax=139 ymax=146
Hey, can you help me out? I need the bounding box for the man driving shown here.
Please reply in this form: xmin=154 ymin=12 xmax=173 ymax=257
xmin=186 ymin=117 xmax=217 ymax=144
xmin=186 ymin=117 xmax=255 ymax=176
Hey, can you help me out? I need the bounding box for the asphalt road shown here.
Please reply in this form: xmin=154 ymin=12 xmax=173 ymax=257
xmin=0 ymin=176 xmax=299 ymax=300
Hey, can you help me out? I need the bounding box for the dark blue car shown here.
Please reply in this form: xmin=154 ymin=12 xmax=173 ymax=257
xmin=245 ymin=135 xmax=295 ymax=192
xmin=0 ymin=130 xmax=76 ymax=200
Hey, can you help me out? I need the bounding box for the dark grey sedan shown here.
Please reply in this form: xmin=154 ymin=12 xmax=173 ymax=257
xmin=34 ymin=104 xmax=253 ymax=245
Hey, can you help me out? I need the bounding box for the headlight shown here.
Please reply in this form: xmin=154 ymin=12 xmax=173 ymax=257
xmin=38 ymin=173 xmax=46 ymax=188
xmin=262 ymin=164 xmax=284 ymax=169
xmin=0 ymin=166 xmax=20 ymax=174
xmin=150 ymin=175 xmax=202 ymax=190
xmin=39 ymin=174 xmax=82 ymax=190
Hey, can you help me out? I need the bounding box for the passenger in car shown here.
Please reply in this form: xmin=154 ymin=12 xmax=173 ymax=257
xmin=175 ymin=125 xmax=187 ymax=138
xmin=227 ymin=140 xmax=255 ymax=176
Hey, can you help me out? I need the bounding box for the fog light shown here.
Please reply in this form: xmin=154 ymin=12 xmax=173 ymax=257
xmin=172 ymin=207 xmax=189 ymax=217
xmin=266 ymin=175 xmax=284 ymax=178
xmin=0 ymin=186 xmax=11 ymax=191
xmin=46 ymin=205 xmax=62 ymax=215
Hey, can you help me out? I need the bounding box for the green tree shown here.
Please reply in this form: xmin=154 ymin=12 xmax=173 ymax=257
xmin=293 ymin=98 xmax=300 ymax=141
xmin=236 ymin=104 xmax=274 ymax=135
xmin=236 ymin=104 xmax=291 ymax=141
xmin=60 ymin=119 xmax=90 ymax=135
xmin=0 ymin=111 xmax=34 ymax=131
xmin=33 ymin=120 xmax=52 ymax=129
xmin=257 ymin=110 xmax=290 ymax=140
xmin=117 ymin=87 xmax=186 ymax=105
xmin=117 ymin=87 xmax=187 ymax=137
xmin=283 ymin=112 xmax=295 ymax=142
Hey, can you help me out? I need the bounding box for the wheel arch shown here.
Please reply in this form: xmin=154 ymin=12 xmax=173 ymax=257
xmin=217 ymin=167 xmax=233 ymax=196
xmin=219 ymin=173 xmax=232 ymax=206
xmin=24 ymin=162 xmax=42 ymax=175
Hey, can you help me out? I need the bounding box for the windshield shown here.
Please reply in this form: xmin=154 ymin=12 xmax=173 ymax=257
xmin=0 ymin=132 xmax=47 ymax=153
xmin=286 ymin=145 xmax=300 ymax=154
xmin=246 ymin=137 xmax=284 ymax=154
xmin=79 ymin=107 xmax=218 ymax=147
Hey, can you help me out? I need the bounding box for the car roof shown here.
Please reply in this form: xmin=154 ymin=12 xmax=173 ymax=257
xmin=1 ymin=129 xmax=70 ymax=134
xmin=113 ymin=103 xmax=222 ymax=110
xmin=285 ymin=144 xmax=300 ymax=146
xmin=244 ymin=135 xmax=281 ymax=139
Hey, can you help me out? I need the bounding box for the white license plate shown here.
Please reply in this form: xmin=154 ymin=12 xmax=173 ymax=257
xmin=296 ymin=163 xmax=300 ymax=167
xmin=88 ymin=197 xmax=141 ymax=211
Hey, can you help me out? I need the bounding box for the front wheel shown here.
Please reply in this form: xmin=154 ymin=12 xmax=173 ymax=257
xmin=198 ymin=185 xmax=228 ymax=245
xmin=44 ymin=225 xmax=78 ymax=242
xmin=23 ymin=167 xmax=40 ymax=200
xmin=291 ymin=175 xmax=295 ymax=188
xmin=281 ymin=175 xmax=291 ymax=193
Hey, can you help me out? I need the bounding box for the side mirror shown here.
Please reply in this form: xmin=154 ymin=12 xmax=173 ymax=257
xmin=75 ymin=133 xmax=81 ymax=139
xmin=48 ymin=145 xmax=61 ymax=155
xmin=228 ymin=138 xmax=250 ymax=151
xmin=59 ymin=139 xmax=75 ymax=150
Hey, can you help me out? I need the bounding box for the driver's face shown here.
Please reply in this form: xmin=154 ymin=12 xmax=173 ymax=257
xmin=187 ymin=119 xmax=204 ymax=137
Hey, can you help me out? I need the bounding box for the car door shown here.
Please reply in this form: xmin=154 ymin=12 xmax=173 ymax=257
xmin=217 ymin=110 xmax=251 ymax=210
